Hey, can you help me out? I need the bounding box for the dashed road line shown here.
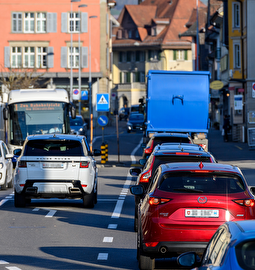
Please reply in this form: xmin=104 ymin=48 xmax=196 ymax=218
xmin=108 ymin=224 xmax=117 ymax=229
xmin=97 ymin=253 xmax=108 ymax=260
xmin=6 ymin=267 xmax=22 ymax=270
xmin=103 ymin=237 xmax=113 ymax=243
xmin=0 ymin=261 xmax=8 ymax=264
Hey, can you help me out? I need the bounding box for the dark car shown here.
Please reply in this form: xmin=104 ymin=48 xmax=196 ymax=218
xmin=142 ymin=133 xmax=193 ymax=159
xmin=70 ymin=115 xmax=87 ymax=136
xmin=178 ymin=220 xmax=255 ymax=270
xmin=130 ymin=143 xmax=216 ymax=231
xmin=130 ymin=162 xmax=255 ymax=270
xmin=118 ymin=106 xmax=130 ymax=121
xmin=127 ymin=113 xmax=145 ymax=133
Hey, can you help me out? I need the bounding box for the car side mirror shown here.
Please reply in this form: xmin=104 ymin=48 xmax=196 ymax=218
xmin=93 ymin=149 xmax=101 ymax=156
xmin=130 ymin=168 xmax=142 ymax=176
xmin=6 ymin=154 xmax=13 ymax=159
xmin=139 ymin=159 xmax=146 ymax=166
xmin=130 ymin=185 xmax=144 ymax=196
xmin=177 ymin=252 xmax=198 ymax=267
xmin=13 ymin=149 xmax=22 ymax=156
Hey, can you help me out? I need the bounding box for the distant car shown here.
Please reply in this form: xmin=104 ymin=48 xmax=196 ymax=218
xmin=130 ymin=143 xmax=216 ymax=231
xmin=70 ymin=115 xmax=87 ymax=136
xmin=0 ymin=140 xmax=13 ymax=190
xmin=13 ymin=134 xmax=101 ymax=208
xmin=127 ymin=113 xmax=145 ymax=133
xmin=130 ymin=162 xmax=255 ymax=270
xmin=177 ymin=220 xmax=255 ymax=270
xmin=118 ymin=106 xmax=130 ymax=121
xmin=142 ymin=132 xmax=193 ymax=159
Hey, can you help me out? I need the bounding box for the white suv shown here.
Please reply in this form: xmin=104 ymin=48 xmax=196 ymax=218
xmin=13 ymin=134 xmax=100 ymax=208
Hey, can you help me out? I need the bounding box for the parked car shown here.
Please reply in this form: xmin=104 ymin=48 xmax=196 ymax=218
xmin=70 ymin=115 xmax=87 ymax=136
xmin=118 ymin=106 xmax=130 ymax=121
xmin=127 ymin=113 xmax=145 ymax=133
xmin=130 ymin=143 xmax=216 ymax=231
xmin=142 ymin=132 xmax=193 ymax=159
xmin=13 ymin=134 xmax=101 ymax=208
xmin=130 ymin=162 xmax=255 ymax=270
xmin=0 ymin=140 xmax=13 ymax=190
xmin=177 ymin=220 xmax=255 ymax=270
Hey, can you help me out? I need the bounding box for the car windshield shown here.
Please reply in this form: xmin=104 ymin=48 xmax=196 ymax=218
xmin=70 ymin=118 xmax=83 ymax=126
xmin=154 ymin=137 xmax=190 ymax=145
xmin=236 ymin=241 xmax=255 ymax=270
xmin=24 ymin=140 xmax=84 ymax=156
xmin=129 ymin=114 xmax=144 ymax=121
xmin=158 ymin=172 xmax=245 ymax=194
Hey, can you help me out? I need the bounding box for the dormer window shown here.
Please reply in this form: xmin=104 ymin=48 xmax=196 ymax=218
xmin=135 ymin=29 xmax=139 ymax=39
xmin=128 ymin=30 xmax=132 ymax=38
xmin=152 ymin=27 xmax=157 ymax=36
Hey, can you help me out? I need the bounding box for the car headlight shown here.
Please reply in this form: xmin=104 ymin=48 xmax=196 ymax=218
xmin=79 ymin=128 xmax=83 ymax=132
xmin=0 ymin=163 xmax=3 ymax=169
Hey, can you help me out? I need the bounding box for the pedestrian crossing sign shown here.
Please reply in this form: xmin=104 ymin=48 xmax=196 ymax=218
xmin=96 ymin=93 xmax=110 ymax=112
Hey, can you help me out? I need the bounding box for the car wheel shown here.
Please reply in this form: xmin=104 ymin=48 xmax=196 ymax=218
xmin=14 ymin=191 xmax=26 ymax=207
xmin=8 ymin=178 xmax=13 ymax=188
xmin=1 ymin=172 xmax=8 ymax=190
xmin=127 ymin=129 xmax=130 ymax=133
xmin=82 ymin=191 xmax=95 ymax=208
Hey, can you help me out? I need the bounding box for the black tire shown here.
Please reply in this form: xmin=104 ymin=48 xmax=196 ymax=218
xmin=14 ymin=191 xmax=26 ymax=207
xmin=8 ymin=178 xmax=13 ymax=188
xmin=82 ymin=191 xmax=95 ymax=208
xmin=1 ymin=173 xmax=7 ymax=190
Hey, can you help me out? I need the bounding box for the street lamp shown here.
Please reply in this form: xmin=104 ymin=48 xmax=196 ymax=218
xmin=89 ymin=15 xmax=97 ymax=152
xmin=70 ymin=0 xmax=81 ymax=102
xmin=78 ymin=4 xmax=87 ymax=115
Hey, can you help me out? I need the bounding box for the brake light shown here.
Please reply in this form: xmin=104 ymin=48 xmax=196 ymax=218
xmin=144 ymin=141 xmax=154 ymax=154
xmin=149 ymin=197 xmax=171 ymax=205
xmin=145 ymin=242 xmax=159 ymax=247
xmin=18 ymin=161 xmax=27 ymax=168
xmin=140 ymin=171 xmax=151 ymax=183
xmin=80 ymin=161 xmax=90 ymax=168
xmin=233 ymin=199 xmax=255 ymax=207
xmin=176 ymin=152 xmax=189 ymax=155
xmin=199 ymin=144 xmax=207 ymax=150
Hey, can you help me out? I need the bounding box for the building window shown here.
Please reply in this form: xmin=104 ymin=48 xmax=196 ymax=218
xmin=24 ymin=47 xmax=35 ymax=67
xmin=36 ymin=12 xmax=46 ymax=33
xmin=128 ymin=30 xmax=132 ymax=38
xmin=11 ymin=47 xmax=22 ymax=68
xmin=140 ymin=71 xmax=145 ymax=82
xmin=148 ymin=50 xmax=160 ymax=61
xmin=173 ymin=50 xmax=188 ymax=61
xmin=135 ymin=30 xmax=139 ymax=39
xmin=140 ymin=51 xmax=145 ymax=61
xmin=135 ymin=51 xmax=140 ymax=62
xmin=127 ymin=51 xmax=132 ymax=62
xmin=24 ymin=12 xmax=35 ymax=33
xmin=234 ymin=42 xmax=241 ymax=69
xmin=233 ymin=2 xmax=240 ymax=28
xmin=37 ymin=47 xmax=47 ymax=68
xmin=12 ymin=13 xmax=22 ymax=32
xmin=152 ymin=27 xmax=157 ymax=36
xmin=124 ymin=72 xmax=131 ymax=83
xmin=69 ymin=47 xmax=79 ymax=68
xmin=69 ymin=12 xmax=80 ymax=33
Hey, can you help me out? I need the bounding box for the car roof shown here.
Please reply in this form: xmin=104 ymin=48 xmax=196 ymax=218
xmin=25 ymin=134 xmax=85 ymax=142
xmin=151 ymin=133 xmax=191 ymax=138
xmin=160 ymin=162 xmax=242 ymax=174
xmin=232 ymin=220 xmax=255 ymax=234
xmin=155 ymin=143 xmax=204 ymax=151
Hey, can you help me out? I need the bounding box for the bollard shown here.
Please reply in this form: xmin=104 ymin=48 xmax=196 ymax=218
xmin=101 ymin=143 xmax=106 ymax=164
xmin=105 ymin=142 xmax=108 ymax=162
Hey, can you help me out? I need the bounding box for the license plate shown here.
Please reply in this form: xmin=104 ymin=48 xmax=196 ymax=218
xmin=42 ymin=163 xmax=64 ymax=168
xmin=185 ymin=209 xmax=219 ymax=218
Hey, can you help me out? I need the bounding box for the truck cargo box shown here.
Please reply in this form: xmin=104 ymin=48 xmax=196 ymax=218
xmin=146 ymin=70 xmax=210 ymax=136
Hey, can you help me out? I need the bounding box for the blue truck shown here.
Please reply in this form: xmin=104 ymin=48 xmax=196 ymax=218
xmin=145 ymin=70 xmax=211 ymax=150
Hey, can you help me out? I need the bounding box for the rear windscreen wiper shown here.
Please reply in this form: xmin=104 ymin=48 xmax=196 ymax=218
xmin=173 ymin=188 xmax=203 ymax=193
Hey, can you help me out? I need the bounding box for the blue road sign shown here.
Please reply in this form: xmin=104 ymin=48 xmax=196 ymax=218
xmin=96 ymin=94 xmax=109 ymax=112
xmin=98 ymin=115 xmax=108 ymax=127
xmin=81 ymin=90 xmax=88 ymax=100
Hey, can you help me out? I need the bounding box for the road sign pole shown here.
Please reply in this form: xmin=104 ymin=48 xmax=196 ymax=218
xmin=116 ymin=114 xmax=120 ymax=163
xmin=102 ymin=127 xmax=104 ymax=143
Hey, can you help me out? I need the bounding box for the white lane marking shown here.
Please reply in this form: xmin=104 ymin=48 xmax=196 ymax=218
xmin=111 ymin=200 xmax=124 ymax=218
xmin=103 ymin=237 xmax=113 ymax=243
xmin=108 ymin=224 xmax=117 ymax=229
xmin=32 ymin=208 xmax=39 ymax=211
xmin=6 ymin=267 xmax=22 ymax=270
xmin=97 ymin=253 xmax=108 ymax=260
xmin=5 ymin=196 xmax=12 ymax=199
xmin=0 ymin=199 xmax=8 ymax=206
xmin=0 ymin=261 xmax=8 ymax=264
xmin=45 ymin=210 xmax=57 ymax=217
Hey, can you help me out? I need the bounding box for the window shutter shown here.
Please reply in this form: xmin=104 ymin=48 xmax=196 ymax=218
xmin=47 ymin=47 xmax=54 ymax=68
xmin=4 ymin=47 xmax=10 ymax=68
xmin=47 ymin=13 xmax=52 ymax=32
xmin=173 ymin=50 xmax=176 ymax=60
xmin=81 ymin=12 xmax=88 ymax=33
xmin=61 ymin=13 xmax=68 ymax=33
xmin=52 ymin=13 xmax=57 ymax=33
xmin=184 ymin=50 xmax=188 ymax=60
xmin=81 ymin=47 xmax=88 ymax=68
xmin=61 ymin=47 xmax=67 ymax=68
xmin=106 ymin=13 xmax=109 ymax=35
xmin=119 ymin=52 xmax=122 ymax=62
xmin=119 ymin=72 xmax=122 ymax=83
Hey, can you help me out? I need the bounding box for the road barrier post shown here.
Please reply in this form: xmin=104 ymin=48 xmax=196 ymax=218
xmin=101 ymin=143 xmax=106 ymax=164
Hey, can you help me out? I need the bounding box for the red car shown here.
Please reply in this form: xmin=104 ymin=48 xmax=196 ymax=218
xmin=130 ymin=162 xmax=255 ymax=270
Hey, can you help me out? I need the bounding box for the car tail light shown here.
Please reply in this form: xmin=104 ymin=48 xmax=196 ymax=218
xmin=233 ymin=199 xmax=255 ymax=207
xmin=149 ymin=197 xmax=171 ymax=205
xmin=199 ymin=144 xmax=207 ymax=150
xmin=210 ymin=157 xmax=214 ymax=163
xmin=145 ymin=242 xmax=159 ymax=247
xmin=80 ymin=161 xmax=90 ymax=168
xmin=175 ymin=152 xmax=190 ymax=155
xmin=140 ymin=170 xmax=151 ymax=183
xmin=18 ymin=161 xmax=27 ymax=168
